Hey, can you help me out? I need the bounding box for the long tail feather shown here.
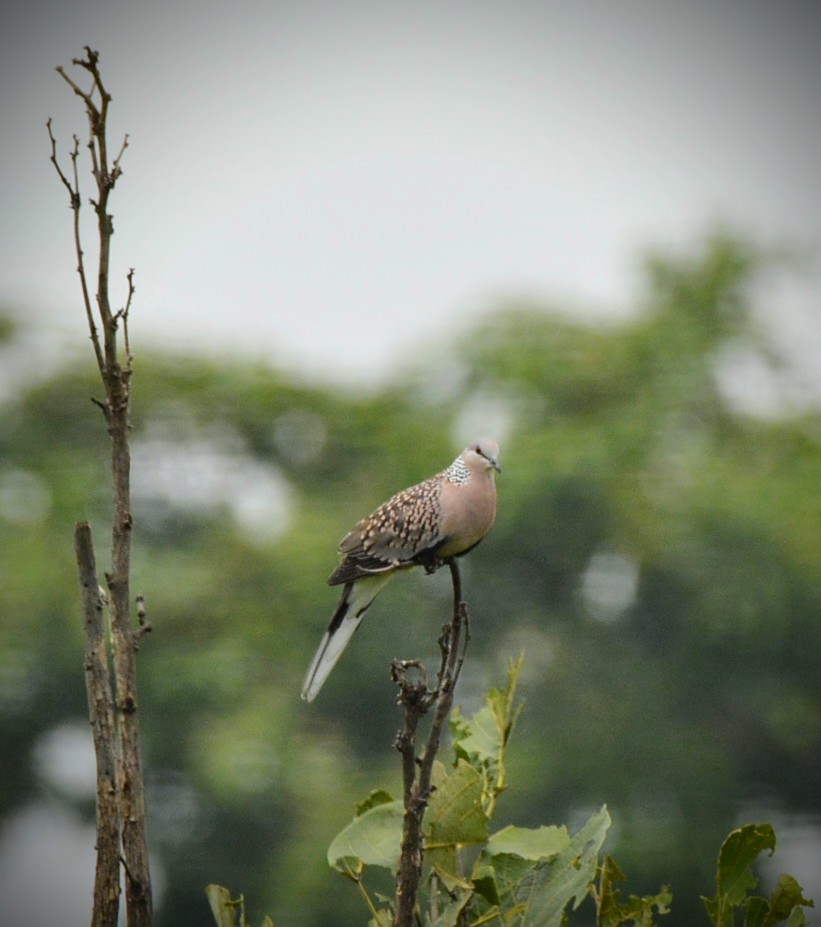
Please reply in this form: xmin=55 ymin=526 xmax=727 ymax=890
xmin=301 ymin=574 xmax=393 ymax=701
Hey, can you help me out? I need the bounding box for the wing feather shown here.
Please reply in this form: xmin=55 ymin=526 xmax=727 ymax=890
xmin=328 ymin=475 xmax=445 ymax=585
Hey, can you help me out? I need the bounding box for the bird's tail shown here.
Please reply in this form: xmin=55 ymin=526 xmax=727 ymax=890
xmin=301 ymin=573 xmax=394 ymax=702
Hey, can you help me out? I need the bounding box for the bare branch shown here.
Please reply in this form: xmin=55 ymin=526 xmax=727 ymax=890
xmin=47 ymin=118 xmax=106 ymax=375
xmin=118 ymin=268 xmax=136 ymax=364
xmin=392 ymin=559 xmax=470 ymax=927
xmin=75 ymin=522 xmax=121 ymax=926
xmin=111 ymin=133 xmax=130 ymax=184
xmin=46 ymin=118 xmax=79 ymax=205
xmin=55 ymin=64 xmax=95 ymax=110
xmin=53 ymin=47 xmax=152 ymax=927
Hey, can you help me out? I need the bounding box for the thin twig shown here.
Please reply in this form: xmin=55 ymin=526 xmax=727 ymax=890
xmin=46 ymin=118 xmax=78 ymax=204
xmin=119 ymin=268 xmax=136 ymax=363
xmin=111 ymin=134 xmax=130 ymax=184
xmin=47 ymin=118 xmax=106 ymax=375
xmin=135 ymin=593 xmax=152 ymax=639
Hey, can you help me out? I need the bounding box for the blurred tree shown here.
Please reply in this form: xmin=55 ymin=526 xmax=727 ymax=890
xmin=0 ymin=232 xmax=818 ymax=926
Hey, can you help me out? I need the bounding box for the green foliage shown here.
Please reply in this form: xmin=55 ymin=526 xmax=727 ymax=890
xmin=327 ymin=793 xmax=404 ymax=875
xmin=702 ymin=824 xmax=814 ymax=927
xmin=2 ymin=232 xmax=819 ymax=925
xmin=323 ymin=659 xmax=625 ymax=926
xmin=593 ymin=857 xmax=672 ymax=927
xmin=451 ymin=653 xmax=525 ymax=817
xmin=316 ymin=660 xmax=813 ymax=927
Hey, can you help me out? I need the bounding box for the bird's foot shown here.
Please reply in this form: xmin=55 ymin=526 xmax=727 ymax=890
xmin=421 ymin=554 xmax=448 ymax=575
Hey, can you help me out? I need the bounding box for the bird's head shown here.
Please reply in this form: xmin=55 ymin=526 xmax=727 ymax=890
xmin=465 ymin=437 xmax=501 ymax=475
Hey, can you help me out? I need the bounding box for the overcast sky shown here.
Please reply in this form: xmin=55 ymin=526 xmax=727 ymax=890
xmin=1 ymin=0 xmax=820 ymax=392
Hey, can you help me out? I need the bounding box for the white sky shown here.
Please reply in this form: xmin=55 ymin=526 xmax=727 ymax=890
xmin=1 ymin=0 xmax=820 ymax=390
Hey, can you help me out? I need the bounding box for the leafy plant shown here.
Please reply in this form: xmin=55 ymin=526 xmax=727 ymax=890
xmin=702 ymin=823 xmax=814 ymax=927
xmin=323 ymin=657 xmax=661 ymax=927
xmin=207 ymin=661 xmax=815 ymax=927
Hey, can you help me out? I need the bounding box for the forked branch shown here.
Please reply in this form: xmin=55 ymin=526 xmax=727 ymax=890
xmin=392 ymin=559 xmax=470 ymax=927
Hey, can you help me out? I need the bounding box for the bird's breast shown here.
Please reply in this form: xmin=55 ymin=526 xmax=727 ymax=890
xmin=435 ymin=476 xmax=497 ymax=558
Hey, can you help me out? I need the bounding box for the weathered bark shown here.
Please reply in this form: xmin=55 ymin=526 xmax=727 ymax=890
xmin=392 ymin=559 xmax=469 ymax=927
xmin=75 ymin=522 xmax=121 ymax=925
xmin=52 ymin=47 xmax=152 ymax=927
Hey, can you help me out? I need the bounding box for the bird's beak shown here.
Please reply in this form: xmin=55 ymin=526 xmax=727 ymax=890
xmin=490 ymin=458 xmax=501 ymax=474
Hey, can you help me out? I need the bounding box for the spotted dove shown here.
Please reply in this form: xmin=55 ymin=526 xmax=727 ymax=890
xmin=301 ymin=438 xmax=501 ymax=701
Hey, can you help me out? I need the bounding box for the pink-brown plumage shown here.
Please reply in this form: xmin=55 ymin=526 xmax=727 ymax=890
xmin=301 ymin=438 xmax=500 ymax=701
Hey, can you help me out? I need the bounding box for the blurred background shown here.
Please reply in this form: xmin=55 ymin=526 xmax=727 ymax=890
xmin=0 ymin=2 xmax=819 ymax=925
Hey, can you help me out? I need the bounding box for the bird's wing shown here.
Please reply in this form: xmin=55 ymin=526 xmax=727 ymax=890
xmin=328 ymin=475 xmax=445 ymax=585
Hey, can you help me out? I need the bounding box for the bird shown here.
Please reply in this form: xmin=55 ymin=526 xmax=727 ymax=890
xmin=301 ymin=438 xmax=501 ymax=702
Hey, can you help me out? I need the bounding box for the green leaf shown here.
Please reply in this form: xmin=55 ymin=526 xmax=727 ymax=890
xmin=204 ymin=886 xmax=275 ymax=927
xmin=763 ymin=874 xmax=814 ymax=926
xmin=427 ymin=844 xmax=474 ymax=892
xmin=452 ymin=701 xmax=502 ymax=767
xmin=428 ymin=889 xmax=472 ymax=927
xmin=205 ymin=885 xmax=240 ymax=927
xmin=745 ymin=896 xmax=771 ymax=927
xmin=472 ymin=862 xmax=502 ymax=906
xmin=785 ymin=908 xmax=810 ymax=927
xmin=486 ymin=824 xmax=570 ymax=861
xmin=719 ymin=824 xmax=776 ymax=905
xmin=424 ymin=760 xmax=488 ymax=893
xmin=451 ymin=654 xmax=524 ymax=769
xmin=509 ymin=805 xmax=611 ymax=926
xmin=327 ymin=799 xmax=404 ymax=872
xmin=742 ymin=874 xmax=815 ymax=927
xmin=703 ymin=823 xmax=776 ymax=926
xmin=367 ymin=909 xmax=393 ymax=927
xmin=487 ymin=853 xmax=534 ymax=904
xmin=426 ymin=759 xmax=488 ymax=847
xmin=357 ymin=788 xmax=396 ymax=816
xmin=593 ymin=855 xmax=672 ymax=926
xmin=450 ymin=655 xmax=525 ymax=820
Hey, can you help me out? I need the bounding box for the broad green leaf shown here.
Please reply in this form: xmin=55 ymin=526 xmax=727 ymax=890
xmin=486 ymin=824 xmax=570 ymax=861
xmin=765 ymin=874 xmax=814 ymax=925
xmin=742 ymin=874 xmax=815 ymax=927
xmin=718 ymin=824 xmax=775 ymax=904
xmin=427 ymin=844 xmax=473 ymax=892
xmin=327 ymin=799 xmax=403 ymax=872
xmin=451 ymin=654 xmax=524 ymax=768
xmin=487 ymin=853 xmax=533 ymax=904
xmin=426 ymin=759 xmax=488 ymax=847
xmin=451 ymin=702 xmax=501 ymax=766
xmin=745 ymin=896 xmax=771 ymax=927
xmin=511 ymin=805 xmax=611 ymax=926
xmin=472 ymin=862 xmax=502 ymax=905
xmin=703 ymin=823 xmax=776 ymax=926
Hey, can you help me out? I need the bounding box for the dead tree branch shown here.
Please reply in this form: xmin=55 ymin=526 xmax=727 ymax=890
xmin=75 ymin=523 xmax=121 ymax=926
xmin=392 ymin=559 xmax=470 ymax=927
xmin=50 ymin=47 xmax=152 ymax=927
